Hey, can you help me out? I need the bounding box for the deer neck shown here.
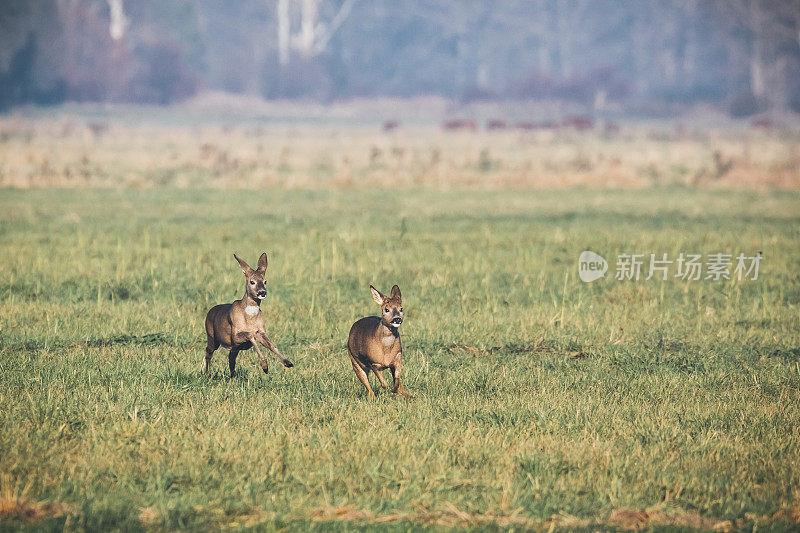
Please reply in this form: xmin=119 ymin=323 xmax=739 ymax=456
xmin=378 ymin=321 xmax=399 ymax=343
xmin=242 ymin=293 xmax=262 ymax=315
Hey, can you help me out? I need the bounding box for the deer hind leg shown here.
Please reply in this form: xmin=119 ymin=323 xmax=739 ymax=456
xmin=348 ymin=349 xmax=375 ymax=399
xmin=373 ymin=367 xmax=390 ymax=389
xmin=228 ymin=347 xmax=240 ymax=378
xmin=204 ymin=335 xmax=218 ymax=374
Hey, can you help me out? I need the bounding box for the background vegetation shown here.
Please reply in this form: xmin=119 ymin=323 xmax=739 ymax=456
xmin=2 ymin=0 xmax=800 ymax=114
xmin=1 ymin=111 xmax=799 ymax=189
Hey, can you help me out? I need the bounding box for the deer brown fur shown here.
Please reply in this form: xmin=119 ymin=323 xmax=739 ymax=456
xmin=204 ymin=253 xmax=293 ymax=377
xmin=346 ymin=284 xmax=413 ymax=398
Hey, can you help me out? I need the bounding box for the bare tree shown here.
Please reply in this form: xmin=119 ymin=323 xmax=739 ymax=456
xmin=720 ymin=0 xmax=800 ymax=110
xmin=107 ymin=0 xmax=127 ymax=41
xmin=277 ymin=0 xmax=358 ymax=65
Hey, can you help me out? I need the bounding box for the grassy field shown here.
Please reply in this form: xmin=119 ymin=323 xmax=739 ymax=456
xmin=0 ymin=184 xmax=799 ymax=531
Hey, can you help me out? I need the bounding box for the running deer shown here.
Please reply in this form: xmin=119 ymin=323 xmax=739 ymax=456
xmin=204 ymin=253 xmax=293 ymax=377
xmin=346 ymin=284 xmax=413 ymax=398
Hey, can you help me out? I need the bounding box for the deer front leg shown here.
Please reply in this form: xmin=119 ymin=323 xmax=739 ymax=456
xmin=248 ymin=336 xmax=270 ymax=374
xmin=391 ymin=359 xmax=414 ymax=398
xmin=258 ymin=331 xmax=294 ymax=368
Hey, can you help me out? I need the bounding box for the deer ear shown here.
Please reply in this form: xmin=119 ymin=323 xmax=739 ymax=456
xmin=256 ymin=252 xmax=268 ymax=274
xmin=234 ymin=253 xmax=253 ymax=275
xmin=390 ymin=284 xmax=401 ymax=301
xmin=370 ymin=285 xmax=385 ymax=305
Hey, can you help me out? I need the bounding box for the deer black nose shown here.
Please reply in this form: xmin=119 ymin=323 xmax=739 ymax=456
xmin=257 ymin=290 xmax=267 ymax=298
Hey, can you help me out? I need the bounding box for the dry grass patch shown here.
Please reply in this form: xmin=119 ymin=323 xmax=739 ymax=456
xmin=608 ymin=507 xmax=720 ymax=530
xmin=1 ymin=112 xmax=799 ymax=189
xmin=310 ymin=503 xmax=552 ymax=529
xmin=0 ymin=474 xmax=71 ymax=524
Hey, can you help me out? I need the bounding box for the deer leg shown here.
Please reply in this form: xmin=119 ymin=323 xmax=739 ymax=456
xmin=258 ymin=331 xmax=293 ymax=368
xmin=391 ymin=361 xmax=414 ymax=398
xmin=228 ymin=347 xmax=240 ymax=378
xmin=373 ymin=367 xmax=389 ymax=389
xmin=204 ymin=335 xmax=218 ymax=375
xmin=348 ymin=349 xmax=375 ymax=399
xmin=248 ymin=336 xmax=270 ymax=374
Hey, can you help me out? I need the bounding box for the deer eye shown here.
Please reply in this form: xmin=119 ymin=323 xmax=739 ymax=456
xmin=384 ymin=308 xmax=389 ymax=313
xmin=400 ymin=308 xmax=403 ymax=312
xmin=250 ymin=280 xmax=255 ymax=285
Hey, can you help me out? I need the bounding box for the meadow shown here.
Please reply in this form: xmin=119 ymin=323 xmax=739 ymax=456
xmin=1 ymin=111 xmax=800 ymax=531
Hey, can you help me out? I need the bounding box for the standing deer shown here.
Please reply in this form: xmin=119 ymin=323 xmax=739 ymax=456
xmin=204 ymin=253 xmax=293 ymax=377
xmin=347 ymin=284 xmax=413 ymax=399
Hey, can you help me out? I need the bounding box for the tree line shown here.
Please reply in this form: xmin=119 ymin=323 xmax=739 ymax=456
xmin=1 ymin=0 xmax=798 ymax=115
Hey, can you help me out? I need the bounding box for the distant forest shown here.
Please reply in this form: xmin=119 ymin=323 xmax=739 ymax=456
xmin=1 ymin=0 xmax=799 ymax=115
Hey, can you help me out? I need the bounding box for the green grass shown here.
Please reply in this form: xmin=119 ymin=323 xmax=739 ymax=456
xmin=0 ymin=186 xmax=799 ymax=531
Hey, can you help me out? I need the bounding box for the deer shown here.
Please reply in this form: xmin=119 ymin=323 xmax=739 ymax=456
xmin=204 ymin=253 xmax=293 ymax=378
xmin=442 ymin=119 xmax=477 ymax=131
xmin=346 ymin=284 xmax=413 ymax=399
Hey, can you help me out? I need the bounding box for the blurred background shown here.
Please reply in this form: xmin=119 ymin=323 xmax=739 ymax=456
xmin=1 ymin=1 xmax=798 ymax=190
xmin=1 ymin=0 xmax=799 ymax=117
